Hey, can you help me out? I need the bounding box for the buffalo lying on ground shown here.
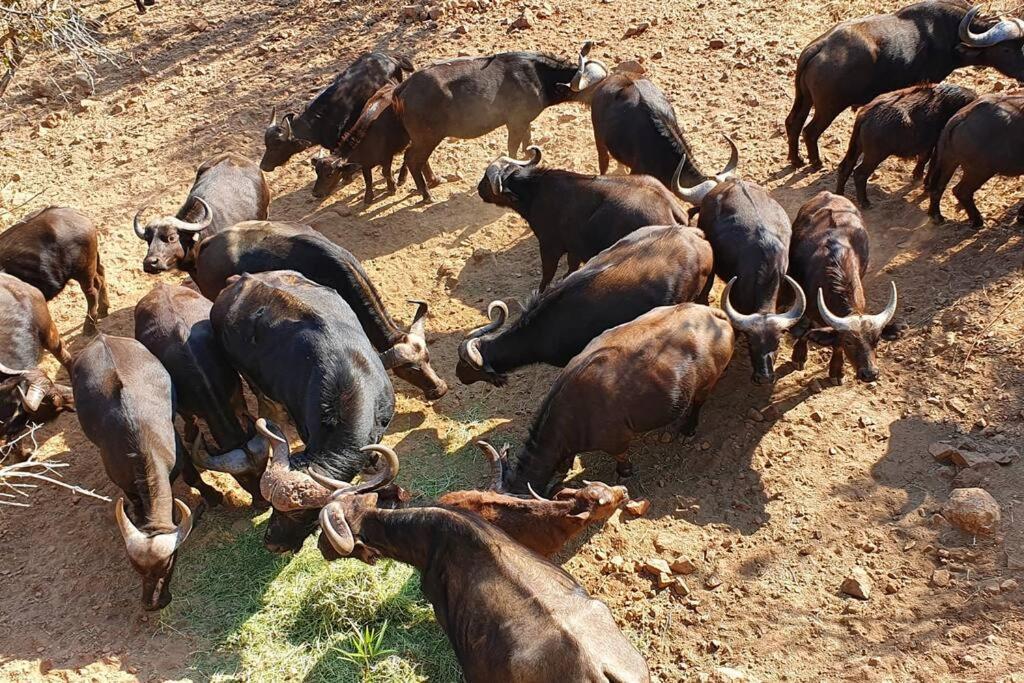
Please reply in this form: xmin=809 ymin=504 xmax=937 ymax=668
xmin=133 ymin=152 xmax=270 ymax=275
xmin=0 ymin=206 xmax=109 ymax=335
xmin=928 ymin=91 xmax=1024 ymax=227
xmin=0 ymin=274 xmax=74 ymax=462
xmin=786 ymin=1 xmax=1024 ymax=168
xmin=261 ymin=52 xmax=414 ymax=171
xmin=456 ymin=225 xmax=713 ymax=387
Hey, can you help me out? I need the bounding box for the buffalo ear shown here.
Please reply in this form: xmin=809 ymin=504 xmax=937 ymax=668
xmin=805 ymin=329 xmax=839 ymax=346
xmin=953 ymin=44 xmax=983 ymax=63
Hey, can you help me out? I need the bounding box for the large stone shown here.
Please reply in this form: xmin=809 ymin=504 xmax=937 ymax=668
xmin=841 ymin=566 xmax=872 ymax=600
xmin=943 ymin=488 xmax=1000 ymax=535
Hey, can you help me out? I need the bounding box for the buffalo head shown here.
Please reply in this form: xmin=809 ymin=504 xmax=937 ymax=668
xmin=477 ymin=147 xmax=543 ymax=209
xmin=114 ymin=497 xmax=193 ymax=610
xmin=381 ymin=301 xmax=448 ymax=401
xmin=309 ymin=153 xmax=359 ymax=199
xmin=722 ymin=275 xmax=806 ymax=385
xmin=808 ymin=282 xmax=898 ymax=383
xmin=568 ymin=41 xmax=609 ymax=93
xmin=260 ymin=108 xmax=311 ymax=171
xmin=455 ymin=301 xmax=509 ymax=386
xmin=0 ymin=364 xmax=74 ymax=462
xmin=133 ymin=198 xmax=213 ymax=273
xmin=956 ymin=6 xmax=1024 ymax=81
xmin=672 ymin=134 xmax=740 ymax=206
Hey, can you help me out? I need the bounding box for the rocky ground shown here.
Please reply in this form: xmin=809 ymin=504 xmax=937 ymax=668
xmin=0 ymin=0 xmax=1022 ymax=681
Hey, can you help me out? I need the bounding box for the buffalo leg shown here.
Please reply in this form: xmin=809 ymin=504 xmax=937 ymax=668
xmin=178 ymin=434 xmax=224 ymax=506
xmin=507 ymin=122 xmax=530 ymax=157
xmin=802 ymin=105 xmax=843 ymax=170
xmin=382 ymin=159 xmax=397 ymax=194
xmin=911 ymin=152 xmax=929 ymax=181
xmin=361 ymin=167 xmax=376 ymax=205
xmin=41 ymin=320 xmax=72 ymax=371
xmin=596 ymin=139 xmax=611 ymax=175
xmin=828 ymin=345 xmax=845 ymax=384
xmin=538 ymin=244 xmax=561 ymax=292
xmin=79 ymin=277 xmax=102 ymax=336
xmin=679 ymin=402 xmax=704 ymax=436
xmin=792 ymin=336 xmax=809 ymax=370
xmin=952 ymin=168 xmax=992 ymax=229
xmin=697 ymin=273 xmax=715 ymax=306
xmin=928 ymin=158 xmax=960 ymax=224
xmin=785 ymin=85 xmax=812 ymax=167
xmin=852 ymin=152 xmax=885 ymax=209
xmin=566 ymin=254 xmax=582 ymax=276
xmin=614 ymin=453 xmax=635 ymax=480
xmin=404 ymin=141 xmax=441 ymax=203
xmin=95 ymin=254 xmax=110 ymax=319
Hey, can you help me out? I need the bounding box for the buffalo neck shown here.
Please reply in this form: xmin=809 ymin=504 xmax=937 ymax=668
xmin=135 ymin=452 xmax=178 ymax=534
xmin=353 ymin=507 xmax=461 ymax=569
xmin=477 ymin=325 xmax=542 ymax=374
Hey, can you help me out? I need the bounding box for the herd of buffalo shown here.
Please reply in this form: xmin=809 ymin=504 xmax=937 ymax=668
xmin=2 ymin=1 xmax=1024 ymax=679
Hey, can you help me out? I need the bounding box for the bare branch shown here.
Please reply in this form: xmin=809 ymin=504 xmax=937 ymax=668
xmin=0 ymin=423 xmax=112 ymax=506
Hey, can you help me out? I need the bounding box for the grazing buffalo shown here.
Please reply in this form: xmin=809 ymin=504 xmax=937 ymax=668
xmin=789 ymin=192 xmax=899 ymax=383
xmin=456 ymin=225 xmax=713 ymax=387
xmin=310 ymin=83 xmax=413 ymax=204
xmin=395 ymin=46 xmax=607 ymax=202
xmin=210 ymin=271 xmax=395 ymax=552
xmin=836 ymin=83 xmax=978 ymax=207
xmin=72 ymin=334 xmax=220 ymax=610
xmin=133 ymin=152 xmax=270 ymax=275
xmin=588 ymin=66 xmax=730 ymax=189
xmin=696 ymin=179 xmax=806 ymax=384
xmin=436 ymin=441 xmax=628 ymax=558
xmin=0 ymin=206 xmax=109 ymax=334
xmin=316 ymin=463 xmax=650 ymax=683
xmin=134 ymin=284 xmax=270 ymax=507
xmin=928 ymin=91 xmax=1024 ymax=227
xmin=786 ymin=1 xmax=1024 ymax=168
xmin=478 ymin=146 xmax=711 ymax=291
xmin=492 ymin=303 xmax=733 ymax=493
xmin=261 ymin=52 xmax=414 ymax=171
xmin=195 ymin=222 xmax=447 ymax=400
xmin=0 ymin=274 xmax=74 ymax=462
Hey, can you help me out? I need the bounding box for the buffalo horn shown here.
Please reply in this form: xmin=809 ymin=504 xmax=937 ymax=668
xmin=476 ymin=440 xmax=508 ymax=492
xmin=17 ymin=382 xmax=45 ymax=412
xmin=466 ymin=300 xmax=509 ymax=339
xmin=672 ymin=134 xmax=739 ymax=206
xmin=0 ymin=361 xmax=27 ymax=376
xmin=817 ymin=288 xmax=851 ymax=332
xmin=408 ymin=299 xmax=429 ymax=338
xmin=257 ymin=418 xmax=334 ymax=511
xmin=721 ymin=277 xmax=758 ymax=332
xmin=114 ymin=497 xmax=193 ymax=564
xmin=867 ymin=281 xmax=899 ymax=333
xmin=527 ymin=482 xmax=547 ymax=501
xmin=774 ymin=275 xmax=806 ymax=329
xmin=171 ymin=197 xmax=214 ymax=233
xmin=504 ymin=146 xmax=542 ymax=168
xmin=319 ymin=502 xmax=355 ymax=556
xmin=308 ymin=442 xmax=400 ymax=499
xmin=269 ymin=105 xmax=278 ymax=126
xmin=191 ymin=430 xmax=268 ymax=476
xmin=960 ymin=6 xmax=1024 ymax=46
xmin=133 ymin=208 xmax=149 ymax=240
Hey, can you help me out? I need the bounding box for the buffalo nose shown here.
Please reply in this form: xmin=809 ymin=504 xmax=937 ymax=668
xmin=426 ymin=381 xmax=449 ymax=401
xmin=263 ymin=540 xmax=295 ymax=555
xmin=857 ymin=368 xmax=879 ymax=383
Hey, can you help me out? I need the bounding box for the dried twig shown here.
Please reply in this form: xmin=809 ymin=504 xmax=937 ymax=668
xmin=0 ymin=423 xmax=111 ymax=506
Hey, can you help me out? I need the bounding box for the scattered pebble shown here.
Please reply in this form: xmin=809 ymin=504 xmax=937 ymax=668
xmin=840 ymin=567 xmax=872 ymax=600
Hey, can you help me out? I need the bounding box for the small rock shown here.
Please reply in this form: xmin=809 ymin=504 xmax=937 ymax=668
xmin=654 ymin=533 xmax=684 ymax=555
xmin=651 ymin=49 xmax=665 ymax=59
xmin=840 ymin=566 xmax=872 ymax=600
xmin=949 ymin=449 xmax=990 ymax=469
xmin=656 ymin=572 xmax=673 ymax=589
xmin=624 ymin=22 xmax=650 ymax=38
xmin=929 ymin=441 xmax=958 ymax=463
xmin=670 ymin=577 xmax=690 ymax=596
xmin=942 ymin=488 xmax=1000 ymax=536
xmin=709 ymin=38 xmax=727 ymax=49
xmin=454 ymin=24 xmax=468 ymax=35
xmin=670 ymin=557 xmax=697 ymax=575
xmin=428 ymin=6 xmax=443 ymax=20
xmin=704 ymin=574 xmax=722 ymax=590
xmin=557 ymin=113 xmax=577 ymax=124
xmin=624 ymin=499 xmax=650 ymax=516
xmin=72 ymin=71 xmax=93 ymax=94
xmin=991 ymin=446 xmax=1018 ymax=465
xmin=931 ymin=569 xmax=951 ymax=587
xmin=613 ymin=60 xmax=645 ymax=75
xmin=511 ymin=8 xmax=534 ymax=29
xmin=187 ymin=17 xmax=210 ymax=32
xmin=948 ymin=398 xmax=968 ymax=416
xmin=761 ymin=404 xmax=780 ymax=421
xmin=712 ymin=667 xmax=750 ymax=682
xmin=746 ymin=407 xmax=764 ymax=422
xmin=1000 ymin=579 xmax=1018 ymax=592
xmin=643 ymin=558 xmax=672 ymax=576
xmin=810 ymin=410 xmax=824 ymax=423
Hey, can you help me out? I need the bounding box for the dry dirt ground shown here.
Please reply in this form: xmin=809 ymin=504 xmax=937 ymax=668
xmin=2 ymin=0 xmax=1024 ymax=680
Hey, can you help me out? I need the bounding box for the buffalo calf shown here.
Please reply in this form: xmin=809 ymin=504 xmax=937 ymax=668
xmin=0 ymin=206 xmax=109 ymax=334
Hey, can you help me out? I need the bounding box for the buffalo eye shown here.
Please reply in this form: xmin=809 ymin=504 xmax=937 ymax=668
xmin=164 ymin=233 xmax=178 ymax=244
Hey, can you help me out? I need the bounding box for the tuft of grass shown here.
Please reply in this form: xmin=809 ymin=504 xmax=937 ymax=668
xmin=162 ymin=511 xmax=460 ymax=683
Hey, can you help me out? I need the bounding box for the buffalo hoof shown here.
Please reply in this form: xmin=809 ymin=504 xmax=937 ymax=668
xmin=828 ymin=375 xmax=843 ymax=387
xmin=417 ymin=196 xmax=434 ymax=205
xmin=881 ymin=320 xmax=908 ymax=341
xmin=930 ymin=213 xmax=946 ymax=225
xmin=789 ymin=155 xmax=805 ymax=168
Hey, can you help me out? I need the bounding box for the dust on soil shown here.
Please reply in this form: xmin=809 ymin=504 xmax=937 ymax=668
xmin=1 ymin=0 xmax=1023 ymax=681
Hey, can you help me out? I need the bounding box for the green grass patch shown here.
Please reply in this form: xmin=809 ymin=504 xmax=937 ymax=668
xmin=163 ymin=512 xmax=460 ymax=683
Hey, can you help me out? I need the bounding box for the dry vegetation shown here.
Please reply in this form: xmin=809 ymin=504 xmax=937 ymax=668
xmin=0 ymin=0 xmax=1023 ymax=681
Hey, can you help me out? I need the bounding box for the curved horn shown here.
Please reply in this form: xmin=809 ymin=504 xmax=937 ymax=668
xmin=476 ymin=440 xmax=507 ymax=492
xmin=721 ymin=277 xmax=759 ymax=332
xmin=771 ymin=275 xmax=806 ymax=329
xmin=960 ymin=6 xmax=1024 ymax=47
xmin=133 ymin=208 xmax=149 ymax=240
xmin=257 ymin=418 xmax=333 ymax=511
xmin=319 ymin=503 xmax=355 ymax=556
xmin=523 ymin=146 xmax=542 ymax=167
xmin=191 ymin=430 xmax=267 ymax=475
xmin=459 ymin=337 xmax=485 ymax=369
xmin=308 ymin=443 xmax=400 ymax=498
xmin=282 ymin=113 xmax=294 ymax=139
xmin=527 ymin=482 xmax=547 ymax=501
xmin=407 ymin=299 xmax=429 ymax=338
xmin=466 ymin=301 xmax=509 ymax=339
xmin=270 ymin=106 xmax=278 ymax=126
xmin=580 ymin=40 xmax=594 ymax=58
xmin=714 ymin=134 xmax=740 ymax=181
xmin=114 ymin=497 xmax=149 ymax=556
xmin=672 ymin=152 xmax=718 ymax=205
xmin=171 ymin=498 xmax=194 ymax=550
xmin=867 ymin=281 xmax=898 ymax=333
xmin=18 ymin=382 xmax=45 ymax=412
xmin=171 ymin=197 xmax=214 ymax=233
xmin=817 ymin=288 xmax=853 ymax=332
xmin=0 ymin=361 xmax=27 ymax=376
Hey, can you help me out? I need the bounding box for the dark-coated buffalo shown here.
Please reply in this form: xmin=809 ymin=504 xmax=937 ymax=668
xmin=836 ymin=83 xmax=978 ymax=207
xmin=134 ymin=284 xmax=270 ymax=507
xmin=133 ymin=152 xmax=270 ymax=275
xmin=72 ymin=334 xmax=221 ymax=610
xmin=456 ymin=225 xmax=714 ymax=387
xmin=478 ymin=146 xmax=717 ymax=291
xmin=696 ymin=179 xmax=806 ymax=384
xmin=310 ymin=83 xmax=414 ymax=204
xmin=786 ymin=1 xmax=1024 ymax=168
xmin=436 ymin=441 xmax=628 ymax=558
xmin=0 ymin=274 xmax=74 ymax=462
xmin=484 ymin=303 xmax=733 ymax=492
xmin=928 ymin=90 xmax=1024 ymax=227
xmin=588 ymin=66 xmax=732 ymax=189
xmin=210 ymin=270 xmax=395 ymax=552
xmin=315 ymin=458 xmax=650 ymax=683
xmin=261 ymin=52 xmax=414 ymax=171
xmin=789 ymin=192 xmax=899 ymax=383
xmin=0 ymin=206 xmax=109 ymax=334
xmin=195 ymin=222 xmax=447 ymax=400
xmin=394 ymin=45 xmax=607 ymax=203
